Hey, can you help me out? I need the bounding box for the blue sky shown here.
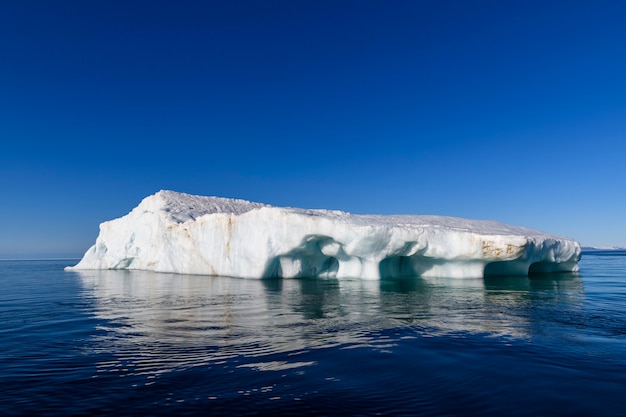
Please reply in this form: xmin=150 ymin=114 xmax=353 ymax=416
xmin=1 ymin=0 xmax=625 ymax=256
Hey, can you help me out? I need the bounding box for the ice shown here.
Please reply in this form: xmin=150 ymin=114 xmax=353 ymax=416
xmin=67 ymin=190 xmax=581 ymax=279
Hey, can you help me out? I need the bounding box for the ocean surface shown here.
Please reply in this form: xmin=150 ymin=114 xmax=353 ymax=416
xmin=1 ymin=252 xmax=625 ymax=416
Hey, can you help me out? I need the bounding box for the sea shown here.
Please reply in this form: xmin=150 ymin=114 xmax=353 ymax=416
xmin=1 ymin=251 xmax=625 ymax=416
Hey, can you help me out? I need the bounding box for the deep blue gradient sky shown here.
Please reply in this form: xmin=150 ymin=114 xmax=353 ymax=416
xmin=2 ymin=0 xmax=625 ymax=256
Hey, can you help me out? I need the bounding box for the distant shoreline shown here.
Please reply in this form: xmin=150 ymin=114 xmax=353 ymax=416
xmin=581 ymin=247 xmax=626 ymax=251
xmin=0 ymin=257 xmax=82 ymax=261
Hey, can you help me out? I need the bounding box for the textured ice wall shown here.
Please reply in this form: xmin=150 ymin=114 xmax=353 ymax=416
xmin=68 ymin=190 xmax=581 ymax=279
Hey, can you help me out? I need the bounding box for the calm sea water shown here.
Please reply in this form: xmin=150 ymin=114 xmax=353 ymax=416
xmin=1 ymin=252 xmax=625 ymax=416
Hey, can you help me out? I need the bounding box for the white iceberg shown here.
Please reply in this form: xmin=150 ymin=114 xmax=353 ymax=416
xmin=67 ymin=190 xmax=581 ymax=279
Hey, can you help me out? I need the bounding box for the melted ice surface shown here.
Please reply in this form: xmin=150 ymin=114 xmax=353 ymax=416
xmin=160 ymin=191 xmax=557 ymax=237
xmin=157 ymin=190 xmax=268 ymax=222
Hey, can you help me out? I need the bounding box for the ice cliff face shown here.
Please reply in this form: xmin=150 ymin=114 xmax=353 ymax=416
xmin=68 ymin=190 xmax=581 ymax=279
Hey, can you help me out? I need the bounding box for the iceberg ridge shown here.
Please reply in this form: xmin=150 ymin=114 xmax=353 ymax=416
xmin=67 ymin=190 xmax=581 ymax=279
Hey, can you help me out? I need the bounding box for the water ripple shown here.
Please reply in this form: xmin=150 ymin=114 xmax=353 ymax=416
xmin=3 ymin=258 xmax=626 ymax=416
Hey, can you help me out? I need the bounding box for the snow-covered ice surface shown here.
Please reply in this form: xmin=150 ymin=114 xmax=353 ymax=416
xmin=68 ymin=190 xmax=581 ymax=279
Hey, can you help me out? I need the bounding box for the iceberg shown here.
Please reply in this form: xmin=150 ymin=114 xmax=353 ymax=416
xmin=67 ymin=190 xmax=581 ymax=279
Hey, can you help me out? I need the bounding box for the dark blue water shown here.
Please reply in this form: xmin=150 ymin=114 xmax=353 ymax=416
xmin=1 ymin=252 xmax=625 ymax=416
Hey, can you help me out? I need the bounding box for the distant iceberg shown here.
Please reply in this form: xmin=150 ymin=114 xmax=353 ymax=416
xmin=67 ymin=190 xmax=581 ymax=279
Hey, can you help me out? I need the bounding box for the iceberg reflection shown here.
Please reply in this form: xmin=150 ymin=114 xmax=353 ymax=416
xmin=75 ymin=270 xmax=583 ymax=375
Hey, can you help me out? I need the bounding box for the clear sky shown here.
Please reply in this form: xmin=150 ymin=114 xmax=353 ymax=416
xmin=1 ymin=0 xmax=625 ymax=257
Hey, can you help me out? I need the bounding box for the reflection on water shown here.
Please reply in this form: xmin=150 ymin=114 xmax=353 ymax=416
xmin=75 ymin=270 xmax=583 ymax=376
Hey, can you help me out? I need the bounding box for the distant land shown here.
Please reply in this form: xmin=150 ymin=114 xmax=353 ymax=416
xmin=0 ymin=253 xmax=83 ymax=261
xmin=581 ymin=246 xmax=626 ymax=251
